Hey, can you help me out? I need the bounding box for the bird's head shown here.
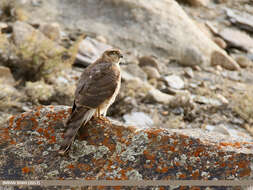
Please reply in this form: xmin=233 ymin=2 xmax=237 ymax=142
xmin=102 ymin=49 xmax=123 ymax=64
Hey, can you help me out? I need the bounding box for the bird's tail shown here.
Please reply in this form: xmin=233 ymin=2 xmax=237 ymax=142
xmin=59 ymin=106 xmax=95 ymax=155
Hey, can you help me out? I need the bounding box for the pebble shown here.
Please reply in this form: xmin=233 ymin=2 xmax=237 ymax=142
xmin=164 ymin=75 xmax=184 ymax=90
xmin=184 ymin=67 xmax=194 ymax=78
xmin=138 ymin=56 xmax=160 ymax=71
xmin=142 ymin=66 xmax=161 ymax=79
xmin=233 ymin=55 xmax=252 ymax=68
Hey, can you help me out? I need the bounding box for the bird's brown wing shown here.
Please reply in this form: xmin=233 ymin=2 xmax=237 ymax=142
xmin=75 ymin=62 xmax=120 ymax=108
xmin=59 ymin=62 xmax=120 ymax=155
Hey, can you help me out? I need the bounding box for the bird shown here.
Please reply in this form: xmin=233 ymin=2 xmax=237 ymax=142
xmin=59 ymin=49 xmax=123 ymax=155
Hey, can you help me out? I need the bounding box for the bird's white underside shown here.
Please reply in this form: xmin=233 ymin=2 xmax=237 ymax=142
xmin=81 ymin=61 xmax=121 ymax=126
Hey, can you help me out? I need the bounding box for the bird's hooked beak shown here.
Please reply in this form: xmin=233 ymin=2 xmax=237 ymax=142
xmin=119 ymin=53 xmax=128 ymax=65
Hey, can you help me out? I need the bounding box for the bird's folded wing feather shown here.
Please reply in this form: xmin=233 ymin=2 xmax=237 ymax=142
xmin=75 ymin=62 xmax=120 ymax=108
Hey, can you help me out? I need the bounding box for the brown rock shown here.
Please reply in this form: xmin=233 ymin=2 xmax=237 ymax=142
xmin=234 ymin=55 xmax=252 ymax=68
xmin=213 ymin=37 xmax=227 ymax=49
xmin=0 ymin=105 xmax=253 ymax=180
xmin=177 ymin=0 xmax=210 ymax=6
xmin=142 ymin=66 xmax=161 ymax=79
xmin=211 ymin=51 xmax=240 ymax=71
xmin=138 ymin=56 xmax=160 ymax=71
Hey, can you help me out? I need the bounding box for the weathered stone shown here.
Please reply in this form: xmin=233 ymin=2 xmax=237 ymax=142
xmin=25 ymin=80 xmax=55 ymax=104
xmin=20 ymin=0 xmax=232 ymax=67
xmin=164 ymin=75 xmax=184 ymax=90
xmin=148 ymin=88 xmax=174 ymax=104
xmin=0 ymin=105 xmax=253 ymax=181
xmin=138 ymin=56 xmax=160 ymax=71
xmin=141 ymin=66 xmax=160 ymax=79
xmin=213 ymin=37 xmax=227 ymax=49
xmin=219 ymin=28 xmax=253 ymax=52
xmin=233 ymin=55 xmax=252 ymax=68
xmin=11 ymin=21 xmax=66 ymax=80
xmin=184 ymin=67 xmax=194 ymax=78
xmin=211 ymin=51 xmax=240 ymax=71
xmin=225 ymin=8 xmax=253 ymax=33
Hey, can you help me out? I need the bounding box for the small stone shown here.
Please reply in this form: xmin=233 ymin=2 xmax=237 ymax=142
xmin=211 ymin=51 xmax=240 ymax=71
xmin=138 ymin=56 xmax=160 ymax=71
xmin=180 ymin=47 xmax=204 ymax=67
xmin=96 ymin=35 xmax=107 ymax=44
xmin=184 ymin=67 xmax=194 ymax=78
xmin=213 ymin=37 xmax=227 ymax=49
xmin=123 ymin=112 xmax=153 ymax=129
xmin=216 ymin=94 xmax=229 ymax=105
xmin=148 ymin=88 xmax=173 ymax=104
xmin=142 ymin=66 xmax=161 ymax=79
xmin=164 ymin=75 xmax=184 ymax=90
xmin=194 ymin=95 xmax=222 ymax=107
xmin=233 ymin=55 xmax=252 ymax=68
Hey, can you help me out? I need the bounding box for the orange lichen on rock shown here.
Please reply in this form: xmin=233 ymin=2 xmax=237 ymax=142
xmin=22 ymin=166 xmax=33 ymax=174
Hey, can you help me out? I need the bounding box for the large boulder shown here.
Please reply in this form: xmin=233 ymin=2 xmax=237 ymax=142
xmin=20 ymin=0 xmax=238 ymax=69
xmin=0 ymin=105 xmax=252 ymax=184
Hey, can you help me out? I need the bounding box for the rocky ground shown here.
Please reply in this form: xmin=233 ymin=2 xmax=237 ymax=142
xmin=0 ymin=0 xmax=253 ymax=154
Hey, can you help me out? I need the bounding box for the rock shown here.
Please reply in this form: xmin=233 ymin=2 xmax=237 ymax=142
xmin=0 ymin=83 xmax=23 ymax=112
xmin=148 ymin=88 xmax=174 ymax=104
xmin=184 ymin=67 xmax=194 ymax=78
xmin=47 ymin=68 xmax=81 ymax=105
xmin=141 ymin=66 xmax=160 ymax=79
xmin=25 ymin=80 xmax=54 ymax=104
xmin=177 ymin=0 xmax=210 ymax=7
xmin=213 ymin=37 xmax=227 ymax=49
xmin=19 ymin=0 xmax=233 ymax=67
xmin=123 ymin=112 xmax=153 ymax=129
xmin=39 ymin=22 xmax=61 ymax=42
xmin=0 ymin=22 xmax=8 ymax=31
xmin=233 ymin=55 xmax=252 ymax=68
xmin=1 ymin=105 xmax=253 ymax=180
xmin=0 ymin=66 xmax=15 ymax=85
xmin=121 ymin=64 xmax=147 ymax=81
xmin=11 ymin=21 xmax=66 ymax=80
xmin=218 ymin=28 xmax=253 ymax=52
xmin=225 ymin=8 xmax=253 ymax=33
xmin=193 ymin=95 xmax=222 ymax=107
xmin=164 ymin=75 xmax=184 ymax=90
xmin=211 ymin=51 xmax=240 ymax=71
xmin=138 ymin=56 xmax=160 ymax=71
xmin=179 ymin=47 xmax=205 ymax=67
xmin=75 ymin=36 xmax=112 ymax=67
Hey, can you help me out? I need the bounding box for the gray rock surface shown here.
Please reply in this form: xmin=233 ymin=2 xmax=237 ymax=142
xmin=0 ymin=105 xmax=252 ymax=182
xmin=20 ymin=0 xmax=234 ymax=68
